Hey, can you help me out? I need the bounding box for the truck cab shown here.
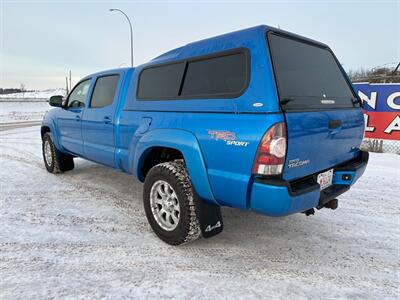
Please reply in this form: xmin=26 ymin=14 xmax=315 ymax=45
xmin=41 ymin=25 xmax=368 ymax=245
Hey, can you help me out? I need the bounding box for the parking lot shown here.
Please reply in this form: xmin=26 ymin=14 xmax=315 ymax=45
xmin=1 ymin=125 xmax=399 ymax=299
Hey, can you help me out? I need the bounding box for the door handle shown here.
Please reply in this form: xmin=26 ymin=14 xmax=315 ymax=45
xmin=75 ymin=115 xmax=81 ymax=122
xmin=103 ymin=116 xmax=112 ymax=124
xmin=328 ymin=119 xmax=342 ymax=129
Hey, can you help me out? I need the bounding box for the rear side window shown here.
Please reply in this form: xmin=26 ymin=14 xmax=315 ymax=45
xmin=137 ymin=63 xmax=185 ymax=99
xmin=90 ymin=75 xmax=119 ymax=108
xmin=137 ymin=49 xmax=248 ymax=100
xmin=268 ymin=33 xmax=357 ymax=111
xmin=181 ymin=53 xmax=247 ymax=97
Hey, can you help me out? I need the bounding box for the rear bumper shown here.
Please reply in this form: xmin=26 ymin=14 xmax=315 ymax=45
xmin=250 ymin=151 xmax=369 ymax=216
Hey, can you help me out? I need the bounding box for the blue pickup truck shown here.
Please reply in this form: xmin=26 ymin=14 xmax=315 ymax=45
xmin=41 ymin=25 xmax=368 ymax=245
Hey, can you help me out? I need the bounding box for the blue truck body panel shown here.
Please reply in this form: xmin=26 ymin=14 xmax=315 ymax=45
xmin=42 ymin=25 xmax=368 ymax=218
xmin=133 ymin=128 xmax=218 ymax=204
xmin=283 ymin=109 xmax=365 ymax=180
xmin=251 ymin=181 xmax=321 ymax=217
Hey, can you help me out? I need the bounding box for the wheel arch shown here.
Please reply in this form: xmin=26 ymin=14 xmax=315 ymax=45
xmin=40 ymin=122 xmax=63 ymax=151
xmin=133 ymin=129 xmax=218 ymax=205
xmin=41 ymin=125 xmax=51 ymax=139
xmin=140 ymin=146 xmax=184 ymax=179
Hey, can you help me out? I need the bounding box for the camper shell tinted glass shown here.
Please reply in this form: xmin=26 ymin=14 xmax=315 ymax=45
xmin=181 ymin=52 xmax=247 ymax=97
xmin=137 ymin=48 xmax=249 ymax=100
xmin=267 ymin=32 xmax=358 ymax=111
xmin=137 ymin=63 xmax=186 ymax=99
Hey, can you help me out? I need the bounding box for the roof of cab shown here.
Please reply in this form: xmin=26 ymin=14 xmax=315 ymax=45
xmin=82 ymin=67 xmax=134 ymax=81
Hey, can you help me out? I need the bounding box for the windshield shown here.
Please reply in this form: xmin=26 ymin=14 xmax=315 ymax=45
xmin=268 ymin=33 xmax=358 ymax=111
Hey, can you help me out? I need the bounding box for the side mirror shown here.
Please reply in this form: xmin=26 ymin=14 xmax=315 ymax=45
xmin=49 ymin=95 xmax=64 ymax=107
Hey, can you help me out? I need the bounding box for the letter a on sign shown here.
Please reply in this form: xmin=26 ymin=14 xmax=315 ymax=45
xmin=384 ymin=116 xmax=400 ymax=134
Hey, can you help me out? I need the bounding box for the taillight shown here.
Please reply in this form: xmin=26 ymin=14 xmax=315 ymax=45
xmin=253 ymin=122 xmax=287 ymax=176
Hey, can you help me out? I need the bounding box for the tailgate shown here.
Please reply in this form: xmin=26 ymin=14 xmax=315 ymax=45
xmin=283 ymin=109 xmax=364 ymax=180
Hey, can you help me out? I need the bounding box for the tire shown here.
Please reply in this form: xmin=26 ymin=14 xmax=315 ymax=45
xmin=42 ymin=132 xmax=74 ymax=173
xmin=143 ymin=159 xmax=201 ymax=245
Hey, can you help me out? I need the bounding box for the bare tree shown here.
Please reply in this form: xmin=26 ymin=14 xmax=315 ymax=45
xmin=348 ymin=63 xmax=400 ymax=83
xmin=20 ymin=83 xmax=26 ymax=97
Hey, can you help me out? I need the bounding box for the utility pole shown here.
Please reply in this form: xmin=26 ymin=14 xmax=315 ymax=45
xmin=65 ymin=77 xmax=69 ymax=95
xmin=69 ymin=70 xmax=72 ymax=91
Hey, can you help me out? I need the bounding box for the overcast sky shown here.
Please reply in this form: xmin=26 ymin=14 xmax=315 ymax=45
xmin=1 ymin=0 xmax=399 ymax=90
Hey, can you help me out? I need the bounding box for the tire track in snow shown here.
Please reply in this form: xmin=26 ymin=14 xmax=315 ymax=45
xmin=1 ymin=126 xmax=399 ymax=299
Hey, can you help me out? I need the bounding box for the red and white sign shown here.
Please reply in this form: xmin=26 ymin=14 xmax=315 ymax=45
xmin=354 ymin=83 xmax=400 ymax=141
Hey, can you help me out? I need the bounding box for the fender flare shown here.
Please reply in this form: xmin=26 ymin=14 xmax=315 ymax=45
xmin=41 ymin=120 xmax=63 ymax=151
xmin=133 ymin=129 xmax=218 ymax=205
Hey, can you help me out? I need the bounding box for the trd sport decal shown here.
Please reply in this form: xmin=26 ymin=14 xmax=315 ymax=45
xmin=208 ymin=130 xmax=236 ymax=141
xmin=207 ymin=130 xmax=250 ymax=147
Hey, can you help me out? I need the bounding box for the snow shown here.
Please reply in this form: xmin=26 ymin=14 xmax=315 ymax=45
xmin=0 ymin=88 xmax=66 ymax=100
xmin=0 ymin=101 xmax=50 ymax=123
xmin=0 ymin=126 xmax=399 ymax=299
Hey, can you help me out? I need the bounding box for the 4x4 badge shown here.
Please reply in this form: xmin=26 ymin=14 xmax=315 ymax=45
xmin=205 ymin=221 xmax=222 ymax=232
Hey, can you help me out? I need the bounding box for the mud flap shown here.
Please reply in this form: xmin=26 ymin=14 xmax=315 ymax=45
xmin=196 ymin=199 xmax=223 ymax=238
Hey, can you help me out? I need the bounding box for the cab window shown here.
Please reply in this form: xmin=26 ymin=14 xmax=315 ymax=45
xmin=67 ymin=79 xmax=91 ymax=108
xmin=90 ymin=75 xmax=119 ymax=108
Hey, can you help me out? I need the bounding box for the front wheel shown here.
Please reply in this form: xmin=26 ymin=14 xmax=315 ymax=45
xmin=143 ymin=160 xmax=201 ymax=245
xmin=42 ymin=132 xmax=74 ymax=173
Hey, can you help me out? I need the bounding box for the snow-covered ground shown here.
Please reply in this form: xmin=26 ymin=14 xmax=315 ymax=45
xmin=0 ymin=101 xmax=50 ymax=123
xmin=0 ymin=91 xmax=59 ymax=124
xmin=0 ymin=89 xmax=66 ymax=100
xmin=0 ymin=126 xmax=399 ymax=299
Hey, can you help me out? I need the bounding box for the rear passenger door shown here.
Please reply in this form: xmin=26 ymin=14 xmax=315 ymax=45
xmin=81 ymin=74 xmax=121 ymax=167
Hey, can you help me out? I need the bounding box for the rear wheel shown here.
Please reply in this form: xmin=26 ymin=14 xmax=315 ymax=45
xmin=143 ymin=160 xmax=200 ymax=245
xmin=42 ymin=132 xmax=74 ymax=173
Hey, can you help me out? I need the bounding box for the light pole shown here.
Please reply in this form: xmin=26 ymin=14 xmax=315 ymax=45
xmin=109 ymin=8 xmax=133 ymax=67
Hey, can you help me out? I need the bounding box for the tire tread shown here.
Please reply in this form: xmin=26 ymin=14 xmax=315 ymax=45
xmin=144 ymin=159 xmax=201 ymax=245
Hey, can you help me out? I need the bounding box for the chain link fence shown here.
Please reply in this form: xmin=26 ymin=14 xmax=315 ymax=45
xmin=361 ymin=139 xmax=400 ymax=154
